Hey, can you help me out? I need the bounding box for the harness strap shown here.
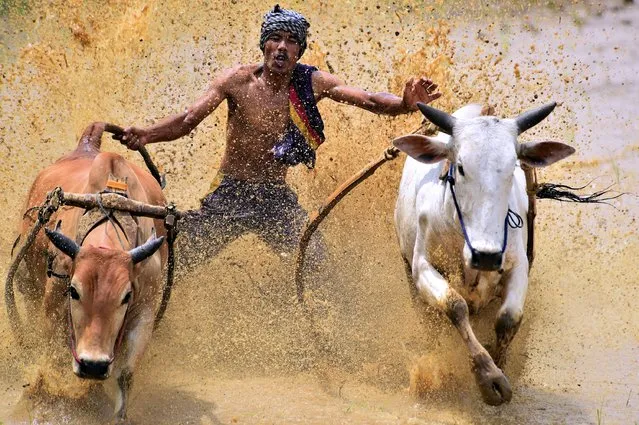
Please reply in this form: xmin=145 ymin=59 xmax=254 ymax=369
xmin=153 ymin=205 xmax=179 ymax=330
xmin=75 ymin=206 xmax=139 ymax=248
xmin=10 ymin=235 xmax=21 ymax=258
xmin=47 ymin=253 xmax=70 ymax=280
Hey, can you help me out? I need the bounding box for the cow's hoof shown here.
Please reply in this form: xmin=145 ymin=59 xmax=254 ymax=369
xmin=114 ymin=416 xmax=132 ymax=425
xmin=472 ymin=353 xmax=513 ymax=406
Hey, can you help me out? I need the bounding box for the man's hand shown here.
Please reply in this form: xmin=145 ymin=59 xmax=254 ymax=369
xmin=118 ymin=126 xmax=149 ymax=151
xmin=314 ymin=70 xmax=441 ymax=116
xmin=402 ymin=77 xmax=441 ymax=112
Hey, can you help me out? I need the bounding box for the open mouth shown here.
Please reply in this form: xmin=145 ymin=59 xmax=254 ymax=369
xmin=274 ymin=53 xmax=288 ymax=66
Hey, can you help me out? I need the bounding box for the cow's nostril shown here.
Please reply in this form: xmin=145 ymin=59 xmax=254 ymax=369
xmin=78 ymin=360 xmax=110 ymax=379
xmin=471 ymin=251 xmax=502 ymax=271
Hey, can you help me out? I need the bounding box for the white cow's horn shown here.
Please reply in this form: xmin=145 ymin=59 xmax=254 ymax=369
xmin=514 ymin=102 xmax=556 ymax=134
xmin=417 ymin=102 xmax=456 ymax=135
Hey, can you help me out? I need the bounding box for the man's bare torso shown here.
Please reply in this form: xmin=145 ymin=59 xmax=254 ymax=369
xmin=220 ymin=64 xmax=313 ymax=182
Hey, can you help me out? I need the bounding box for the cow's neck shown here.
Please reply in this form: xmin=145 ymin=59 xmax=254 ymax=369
xmin=82 ymin=221 xmax=133 ymax=251
xmin=76 ymin=208 xmax=138 ymax=250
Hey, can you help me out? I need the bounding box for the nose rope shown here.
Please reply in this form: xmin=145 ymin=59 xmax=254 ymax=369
xmin=445 ymin=166 xmax=475 ymax=253
xmin=446 ymin=165 xmax=520 ymax=257
xmin=507 ymin=208 xmax=524 ymax=229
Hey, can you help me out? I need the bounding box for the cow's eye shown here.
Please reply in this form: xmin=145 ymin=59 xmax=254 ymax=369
xmin=69 ymin=286 xmax=80 ymax=301
xmin=121 ymin=291 xmax=132 ymax=305
xmin=458 ymin=164 xmax=465 ymax=177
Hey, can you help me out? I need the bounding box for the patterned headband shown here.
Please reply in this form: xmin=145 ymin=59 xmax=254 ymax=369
xmin=260 ymin=4 xmax=310 ymax=57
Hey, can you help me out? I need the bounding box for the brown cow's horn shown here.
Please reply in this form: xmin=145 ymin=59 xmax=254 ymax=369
xmin=45 ymin=228 xmax=80 ymax=259
xmin=129 ymin=236 xmax=165 ymax=264
xmin=514 ymin=102 xmax=556 ymax=134
xmin=417 ymin=102 xmax=456 ymax=135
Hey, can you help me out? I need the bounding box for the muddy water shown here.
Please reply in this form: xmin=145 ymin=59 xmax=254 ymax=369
xmin=1 ymin=1 xmax=638 ymax=424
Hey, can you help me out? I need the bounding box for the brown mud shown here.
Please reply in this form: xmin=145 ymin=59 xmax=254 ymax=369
xmin=0 ymin=1 xmax=638 ymax=424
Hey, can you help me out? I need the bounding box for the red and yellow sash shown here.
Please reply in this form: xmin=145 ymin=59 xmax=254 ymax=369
xmin=289 ymin=85 xmax=323 ymax=150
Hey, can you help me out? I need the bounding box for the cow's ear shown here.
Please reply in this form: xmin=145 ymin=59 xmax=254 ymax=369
xmin=392 ymin=134 xmax=451 ymax=164
xmin=518 ymin=140 xmax=575 ymax=167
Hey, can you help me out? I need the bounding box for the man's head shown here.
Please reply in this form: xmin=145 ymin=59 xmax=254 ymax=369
xmin=260 ymin=5 xmax=310 ymax=68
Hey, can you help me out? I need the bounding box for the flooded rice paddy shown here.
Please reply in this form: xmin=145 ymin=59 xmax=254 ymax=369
xmin=0 ymin=0 xmax=638 ymax=424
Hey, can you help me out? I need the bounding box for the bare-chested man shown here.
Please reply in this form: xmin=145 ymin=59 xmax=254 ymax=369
xmin=121 ymin=5 xmax=441 ymax=270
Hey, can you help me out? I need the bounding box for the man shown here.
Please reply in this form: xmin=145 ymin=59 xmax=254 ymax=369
xmin=120 ymin=5 xmax=441 ymax=270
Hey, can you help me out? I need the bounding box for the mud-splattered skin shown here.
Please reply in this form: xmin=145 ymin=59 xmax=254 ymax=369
xmin=119 ymin=28 xmax=440 ymax=182
xmin=13 ymin=123 xmax=167 ymax=423
xmin=1 ymin=1 xmax=638 ymax=424
xmin=393 ymin=103 xmax=575 ymax=405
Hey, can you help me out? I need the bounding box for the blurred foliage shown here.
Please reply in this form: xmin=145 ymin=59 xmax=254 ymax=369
xmin=0 ymin=0 xmax=30 ymax=16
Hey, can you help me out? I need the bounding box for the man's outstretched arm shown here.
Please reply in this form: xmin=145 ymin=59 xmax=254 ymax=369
xmin=120 ymin=68 xmax=234 ymax=150
xmin=313 ymin=70 xmax=441 ymax=116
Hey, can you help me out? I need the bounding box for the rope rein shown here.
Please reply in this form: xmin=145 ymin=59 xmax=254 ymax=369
xmin=96 ymin=192 xmax=128 ymax=250
xmin=445 ymin=164 xmax=523 ymax=258
xmin=294 ymin=145 xmax=400 ymax=303
xmin=5 ymin=188 xmax=63 ymax=346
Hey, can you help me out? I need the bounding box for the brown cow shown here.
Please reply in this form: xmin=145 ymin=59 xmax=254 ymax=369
xmin=14 ymin=122 xmax=167 ymax=423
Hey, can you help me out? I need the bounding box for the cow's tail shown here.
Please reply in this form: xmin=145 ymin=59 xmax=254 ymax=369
xmin=536 ymin=181 xmax=624 ymax=205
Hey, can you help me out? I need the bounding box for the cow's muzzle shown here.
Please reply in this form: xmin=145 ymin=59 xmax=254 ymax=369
xmin=471 ymin=250 xmax=503 ymax=271
xmin=76 ymin=359 xmax=111 ymax=380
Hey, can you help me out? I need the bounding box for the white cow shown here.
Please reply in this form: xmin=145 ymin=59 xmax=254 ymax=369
xmin=393 ymin=102 xmax=574 ymax=405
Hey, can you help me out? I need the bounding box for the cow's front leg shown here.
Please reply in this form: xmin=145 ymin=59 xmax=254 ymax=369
xmin=115 ymin=368 xmax=133 ymax=424
xmin=412 ymin=248 xmax=512 ymax=405
xmin=494 ymin=261 xmax=528 ymax=368
xmin=114 ymin=312 xmax=153 ymax=424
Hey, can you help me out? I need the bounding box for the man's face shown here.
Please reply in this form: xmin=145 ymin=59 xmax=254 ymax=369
xmin=263 ymin=30 xmax=301 ymax=74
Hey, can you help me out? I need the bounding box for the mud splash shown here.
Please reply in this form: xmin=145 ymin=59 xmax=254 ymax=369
xmin=1 ymin=1 xmax=638 ymax=424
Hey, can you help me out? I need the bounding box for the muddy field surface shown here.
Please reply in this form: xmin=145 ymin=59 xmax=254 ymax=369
xmin=0 ymin=1 xmax=637 ymax=424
